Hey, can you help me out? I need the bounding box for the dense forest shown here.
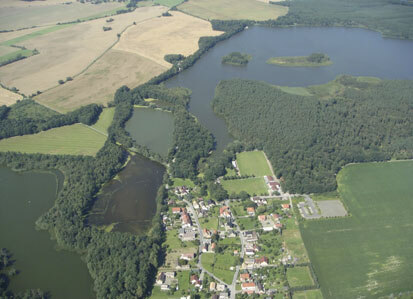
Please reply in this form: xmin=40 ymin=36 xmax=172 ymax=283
xmin=266 ymin=0 xmax=413 ymax=39
xmin=221 ymin=52 xmax=251 ymax=66
xmin=212 ymin=77 xmax=413 ymax=193
xmin=0 ymin=100 xmax=102 ymax=140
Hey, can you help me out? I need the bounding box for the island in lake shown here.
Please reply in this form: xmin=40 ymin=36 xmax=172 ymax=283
xmin=267 ymin=52 xmax=332 ymax=67
xmin=222 ymin=51 xmax=251 ymax=66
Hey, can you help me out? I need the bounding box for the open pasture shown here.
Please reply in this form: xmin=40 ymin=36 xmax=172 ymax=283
xmin=293 ymin=289 xmax=323 ymax=299
xmin=177 ymin=0 xmax=288 ymax=21
xmin=236 ymin=151 xmax=273 ymax=177
xmin=0 ymin=86 xmax=22 ymax=106
xmin=0 ymin=6 xmax=166 ymax=96
xmin=114 ymin=11 xmax=222 ymax=68
xmin=222 ymin=177 xmax=268 ymax=196
xmin=35 ymin=49 xmax=166 ymax=112
xmin=0 ymin=107 xmax=114 ymax=156
xmin=301 ymin=161 xmax=413 ymax=298
xmin=0 ymin=1 xmax=124 ymax=30
xmin=286 ymin=266 xmax=314 ymax=288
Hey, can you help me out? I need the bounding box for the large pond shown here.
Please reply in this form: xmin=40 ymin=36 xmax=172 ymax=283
xmin=88 ymin=154 xmax=165 ymax=234
xmin=165 ymin=26 xmax=413 ymax=151
xmin=0 ymin=167 xmax=94 ymax=299
xmin=125 ymin=107 xmax=174 ymax=157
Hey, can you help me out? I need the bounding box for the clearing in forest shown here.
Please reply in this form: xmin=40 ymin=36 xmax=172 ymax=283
xmin=114 ymin=11 xmax=223 ymax=68
xmin=237 ymin=151 xmax=273 ymax=177
xmin=0 ymin=6 xmax=167 ymax=96
xmin=0 ymin=108 xmax=114 ymax=156
xmin=301 ymin=161 xmax=413 ymax=298
xmin=178 ymin=0 xmax=288 ymax=21
xmin=0 ymin=86 xmax=22 ymax=106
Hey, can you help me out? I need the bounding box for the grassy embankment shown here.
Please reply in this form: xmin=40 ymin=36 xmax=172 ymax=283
xmin=0 ymin=108 xmax=114 ymax=156
xmin=301 ymin=161 xmax=413 ymax=298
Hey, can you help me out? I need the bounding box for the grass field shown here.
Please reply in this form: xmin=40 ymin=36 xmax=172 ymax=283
xmin=237 ymin=216 xmax=260 ymax=230
xmin=222 ymin=178 xmax=268 ymax=196
xmin=91 ymin=108 xmax=115 ymax=135
xmin=178 ymin=0 xmax=288 ymax=21
xmin=229 ymin=201 xmax=247 ymax=217
xmin=282 ymin=218 xmax=309 ymax=263
xmin=154 ymin=0 xmax=185 ymax=7
xmin=237 ymin=151 xmax=273 ymax=177
xmin=114 ymin=11 xmax=222 ymax=68
xmin=286 ymin=267 xmax=314 ymax=288
xmin=0 ymin=48 xmax=34 ymax=65
xmin=301 ymin=161 xmax=413 ymax=298
xmin=199 ymin=217 xmax=219 ymax=230
xmin=201 ymin=252 xmax=236 ymax=284
xmin=0 ymin=6 xmax=166 ymax=96
xmin=7 ymin=100 xmax=58 ymax=120
xmin=171 ymin=177 xmax=195 ymax=188
xmin=0 ymin=108 xmax=114 ymax=156
xmin=0 ymin=2 xmax=124 ymax=30
xmin=0 ymin=86 xmax=22 ymax=106
xmin=293 ymin=289 xmax=323 ymax=299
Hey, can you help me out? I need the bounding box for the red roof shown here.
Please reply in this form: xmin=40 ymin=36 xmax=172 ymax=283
xmin=172 ymin=207 xmax=181 ymax=213
xmin=247 ymin=207 xmax=255 ymax=212
xmin=258 ymin=215 xmax=266 ymax=221
xmin=240 ymin=273 xmax=250 ymax=279
xmin=255 ymin=256 xmax=269 ymax=264
xmin=242 ymin=282 xmax=256 ymax=288
xmin=282 ymin=204 xmax=290 ymax=209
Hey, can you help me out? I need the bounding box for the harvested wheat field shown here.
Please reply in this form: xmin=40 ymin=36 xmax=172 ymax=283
xmin=178 ymin=0 xmax=288 ymax=21
xmin=0 ymin=6 xmax=167 ymax=96
xmin=0 ymin=86 xmax=22 ymax=106
xmin=0 ymin=1 xmax=124 ymax=30
xmin=114 ymin=11 xmax=223 ymax=67
xmin=36 ymin=49 xmax=167 ymax=113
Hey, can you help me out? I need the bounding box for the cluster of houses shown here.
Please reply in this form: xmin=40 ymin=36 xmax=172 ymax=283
xmin=240 ymin=272 xmax=264 ymax=295
xmin=264 ymin=175 xmax=281 ymax=194
xmin=258 ymin=213 xmax=283 ymax=232
xmin=192 ymin=198 xmax=216 ymax=218
xmin=241 ymin=231 xmax=271 ymax=269
xmin=174 ymin=185 xmax=190 ymax=197
xmin=156 ymin=271 xmax=177 ymax=291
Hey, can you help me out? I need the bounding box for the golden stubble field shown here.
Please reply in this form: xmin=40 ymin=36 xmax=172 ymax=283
xmin=36 ymin=11 xmax=223 ymax=112
xmin=0 ymin=86 xmax=22 ymax=106
xmin=0 ymin=6 xmax=167 ymax=96
xmin=114 ymin=11 xmax=223 ymax=68
xmin=36 ymin=49 xmax=167 ymax=113
xmin=178 ymin=0 xmax=288 ymax=21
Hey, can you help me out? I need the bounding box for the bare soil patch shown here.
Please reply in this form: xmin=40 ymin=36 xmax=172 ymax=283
xmin=0 ymin=86 xmax=22 ymax=106
xmin=35 ymin=49 xmax=167 ymax=112
xmin=0 ymin=6 xmax=167 ymax=96
xmin=114 ymin=11 xmax=223 ymax=68
xmin=317 ymin=200 xmax=348 ymax=217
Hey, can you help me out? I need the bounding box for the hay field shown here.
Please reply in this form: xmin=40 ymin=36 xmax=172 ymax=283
xmin=0 ymin=6 xmax=167 ymax=96
xmin=301 ymin=161 xmax=413 ymax=298
xmin=114 ymin=11 xmax=223 ymax=67
xmin=0 ymin=86 xmax=22 ymax=106
xmin=0 ymin=2 xmax=124 ymax=30
xmin=0 ymin=107 xmax=114 ymax=156
xmin=178 ymin=0 xmax=288 ymax=21
xmin=35 ymin=49 xmax=167 ymax=112
xmin=236 ymin=151 xmax=273 ymax=177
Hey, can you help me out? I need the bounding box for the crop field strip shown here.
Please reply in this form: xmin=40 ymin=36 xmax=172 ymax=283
xmin=0 ymin=86 xmax=22 ymax=106
xmin=177 ymin=0 xmax=288 ymax=21
xmin=301 ymin=161 xmax=413 ymax=298
xmin=0 ymin=107 xmax=114 ymax=156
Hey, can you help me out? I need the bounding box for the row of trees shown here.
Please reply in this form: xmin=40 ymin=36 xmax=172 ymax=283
xmin=212 ymin=77 xmax=413 ymax=193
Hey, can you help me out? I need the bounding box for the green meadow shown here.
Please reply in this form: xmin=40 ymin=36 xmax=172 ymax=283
xmin=301 ymin=161 xmax=413 ymax=298
xmin=222 ymin=177 xmax=268 ymax=196
xmin=236 ymin=151 xmax=272 ymax=177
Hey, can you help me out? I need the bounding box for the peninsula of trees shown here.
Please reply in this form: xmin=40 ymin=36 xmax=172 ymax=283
xmin=266 ymin=53 xmax=332 ymax=67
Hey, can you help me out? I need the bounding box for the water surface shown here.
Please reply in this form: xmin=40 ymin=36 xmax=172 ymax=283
xmin=166 ymin=26 xmax=413 ymax=150
xmin=125 ymin=107 xmax=174 ymax=157
xmin=88 ymin=154 xmax=165 ymax=234
xmin=0 ymin=167 xmax=94 ymax=299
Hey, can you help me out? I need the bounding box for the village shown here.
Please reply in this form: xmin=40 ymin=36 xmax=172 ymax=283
xmin=153 ymin=151 xmax=317 ymax=299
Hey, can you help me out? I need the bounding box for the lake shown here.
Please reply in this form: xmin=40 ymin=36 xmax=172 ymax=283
xmin=165 ymin=26 xmax=413 ymax=151
xmin=0 ymin=167 xmax=94 ymax=299
xmin=125 ymin=107 xmax=174 ymax=157
xmin=88 ymin=154 xmax=165 ymax=234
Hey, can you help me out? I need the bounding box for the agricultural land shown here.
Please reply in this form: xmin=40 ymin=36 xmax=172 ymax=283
xmin=301 ymin=161 xmax=413 ymax=298
xmin=177 ymin=0 xmax=288 ymax=21
xmin=0 ymin=1 xmax=124 ymax=30
xmin=0 ymin=86 xmax=22 ymax=106
xmin=0 ymin=6 xmax=167 ymax=96
xmin=0 ymin=108 xmax=114 ymax=156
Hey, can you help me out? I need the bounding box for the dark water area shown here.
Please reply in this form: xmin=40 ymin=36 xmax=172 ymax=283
xmin=88 ymin=154 xmax=165 ymax=234
xmin=125 ymin=107 xmax=174 ymax=157
xmin=0 ymin=167 xmax=94 ymax=299
xmin=165 ymin=26 xmax=413 ymax=151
